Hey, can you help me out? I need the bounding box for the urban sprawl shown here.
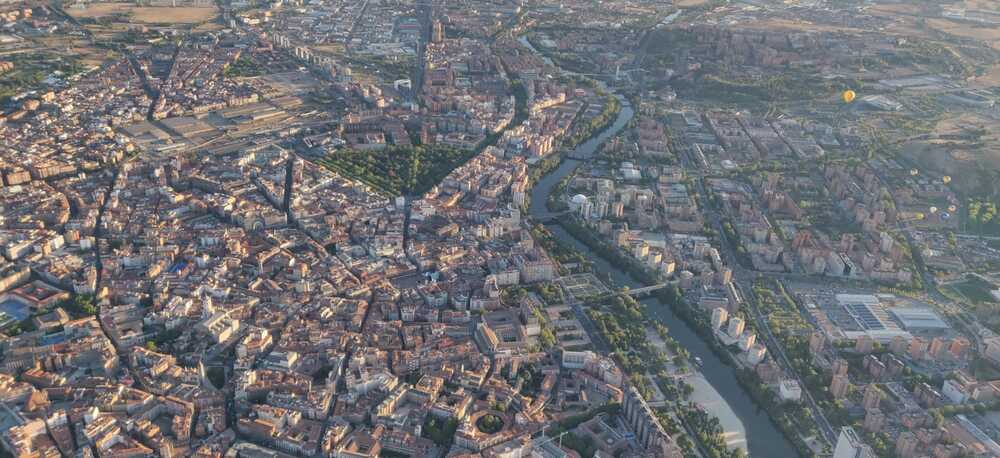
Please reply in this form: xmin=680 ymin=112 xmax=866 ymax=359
xmin=0 ymin=0 xmax=998 ymax=457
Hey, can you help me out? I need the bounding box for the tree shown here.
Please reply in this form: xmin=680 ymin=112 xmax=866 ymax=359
xmin=560 ymin=433 xmax=597 ymax=458
xmin=539 ymin=328 xmax=556 ymax=349
xmin=677 ymin=435 xmax=693 ymax=452
xmin=476 ymin=414 xmax=503 ymax=434
xmin=681 ymin=381 xmax=694 ymax=399
xmin=423 ymin=417 xmax=458 ymax=446
xmin=61 ymin=294 xmax=97 ymax=317
xmin=207 ymin=366 xmax=225 ymax=389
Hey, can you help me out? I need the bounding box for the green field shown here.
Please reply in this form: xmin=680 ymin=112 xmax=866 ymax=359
xmin=0 ymin=53 xmax=84 ymax=101
xmin=317 ymin=144 xmax=474 ymax=197
xmin=948 ymin=276 xmax=998 ymax=304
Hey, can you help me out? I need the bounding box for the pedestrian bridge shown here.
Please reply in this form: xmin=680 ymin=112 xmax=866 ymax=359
xmin=624 ymin=283 xmax=671 ymax=297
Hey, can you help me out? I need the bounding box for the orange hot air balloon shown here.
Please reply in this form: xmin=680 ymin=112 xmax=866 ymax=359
xmin=948 ymin=205 xmax=958 ymax=213
xmin=842 ymin=90 xmax=856 ymax=103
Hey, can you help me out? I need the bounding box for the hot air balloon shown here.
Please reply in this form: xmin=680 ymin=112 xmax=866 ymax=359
xmin=948 ymin=205 xmax=958 ymax=213
xmin=842 ymin=90 xmax=856 ymax=103
xmin=942 ymin=175 xmax=951 ymax=184
xmin=910 ymin=169 xmax=919 ymax=176
xmin=929 ymin=206 xmax=938 ymax=214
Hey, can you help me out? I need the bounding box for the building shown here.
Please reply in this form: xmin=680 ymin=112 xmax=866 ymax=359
xmin=726 ymin=316 xmax=744 ymax=338
xmin=862 ymin=385 xmax=881 ymax=410
xmin=830 ymin=374 xmax=850 ymax=400
xmin=855 ymin=335 xmax=874 ymax=354
xmin=833 ymin=427 xmax=876 ymax=458
xmin=809 ymin=330 xmax=826 ymax=353
xmin=196 ymin=312 xmax=240 ymax=344
xmin=431 ymin=19 xmax=444 ymax=43
xmin=561 ymin=350 xmax=596 ymax=370
xmin=622 ymin=386 xmax=682 ymax=456
xmin=475 ymin=323 xmax=500 ymax=355
xmin=832 ymin=358 xmax=849 ymax=376
xmin=888 ymin=307 xmax=950 ymax=334
xmin=834 ymin=294 xmax=910 ymax=343
xmin=889 ymin=335 xmax=908 ymax=355
xmin=863 ymin=409 xmax=885 ymax=433
xmin=948 ymin=414 xmax=1000 ymax=457
xmin=908 ymin=337 xmax=927 ymax=360
xmin=746 ymin=345 xmax=767 ymax=365
xmin=778 ymin=379 xmax=801 ymax=402
xmin=895 ymin=431 xmax=917 ymax=458
xmin=942 ymin=378 xmax=970 ymax=404
xmin=984 ymin=336 xmax=1000 ymax=366
xmin=711 ymin=307 xmax=728 ymax=331
xmin=949 ymin=338 xmax=970 ymax=360
xmin=863 ymin=354 xmax=886 ymax=381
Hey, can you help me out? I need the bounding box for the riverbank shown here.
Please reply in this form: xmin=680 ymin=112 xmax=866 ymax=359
xmin=549 ymin=213 xmax=818 ymax=457
xmin=529 ymin=93 xmax=621 ymax=186
xmin=525 ymin=91 xmax=799 ymax=455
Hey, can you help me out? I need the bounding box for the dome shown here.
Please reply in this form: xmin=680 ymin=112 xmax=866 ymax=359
xmin=571 ymin=194 xmax=588 ymax=205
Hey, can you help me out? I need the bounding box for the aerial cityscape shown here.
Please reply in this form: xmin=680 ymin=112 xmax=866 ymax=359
xmin=0 ymin=0 xmax=998 ymax=457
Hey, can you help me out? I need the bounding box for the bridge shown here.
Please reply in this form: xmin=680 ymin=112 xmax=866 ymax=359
xmin=534 ymin=211 xmax=570 ymax=224
xmin=624 ymin=283 xmax=672 ymax=297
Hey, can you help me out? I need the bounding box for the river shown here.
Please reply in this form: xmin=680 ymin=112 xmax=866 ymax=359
xmin=528 ymin=98 xmax=798 ymax=457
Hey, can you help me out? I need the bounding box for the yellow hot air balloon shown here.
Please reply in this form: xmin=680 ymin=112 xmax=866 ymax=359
xmin=942 ymin=175 xmax=951 ymax=184
xmin=842 ymin=89 xmax=856 ymax=103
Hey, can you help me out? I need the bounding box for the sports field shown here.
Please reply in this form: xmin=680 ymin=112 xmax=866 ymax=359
xmin=947 ymin=275 xmax=998 ymax=304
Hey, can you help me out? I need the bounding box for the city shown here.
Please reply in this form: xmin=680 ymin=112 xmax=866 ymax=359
xmin=0 ymin=0 xmax=997 ymax=457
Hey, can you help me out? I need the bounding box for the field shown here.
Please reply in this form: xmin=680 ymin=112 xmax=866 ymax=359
xmin=673 ymin=0 xmax=712 ymax=6
xmin=957 ymin=0 xmax=1000 ymax=9
xmin=971 ymin=63 xmax=1000 ymax=88
xmin=68 ymin=3 xmax=219 ymax=24
xmin=0 ymin=52 xmax=85 ymax=100
xmin=947 ymin=275 xmax=998 ymax=304
xmin=926 ymin=18 xmax=1000 ymax=50
xmin=66 ymin=44 xmax=109 ymax=68
xmin=728 ymin=17 xmax=864 ymax=34
xmin=901 ymin=111 xmax=1000 ymax=195
xmin=754 ymin=280 xmax=810 ymax=338
xmin=312 ymin=44 xmax=347 ymax=54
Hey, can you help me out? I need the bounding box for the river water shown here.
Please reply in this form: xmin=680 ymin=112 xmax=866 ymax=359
xmin=528 ymin=99 xmax=797 ymax=457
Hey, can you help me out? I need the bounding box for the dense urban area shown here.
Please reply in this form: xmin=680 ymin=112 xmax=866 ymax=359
xmin=0 ymin=0 xmax=998 ymax=457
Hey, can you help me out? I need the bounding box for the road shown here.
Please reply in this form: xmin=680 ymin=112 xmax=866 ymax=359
xmin=562 ymin=295 xmax=610 ymax=354
xmin=704 ymin=195 xmax=837 ymax=446
xmin=739 ymin=281 xmax=837 ymax=445
xmin=675 ymin=132 xmax=837 ymax=447
xmin=412 ymin=0 xmax=432 ymax=97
